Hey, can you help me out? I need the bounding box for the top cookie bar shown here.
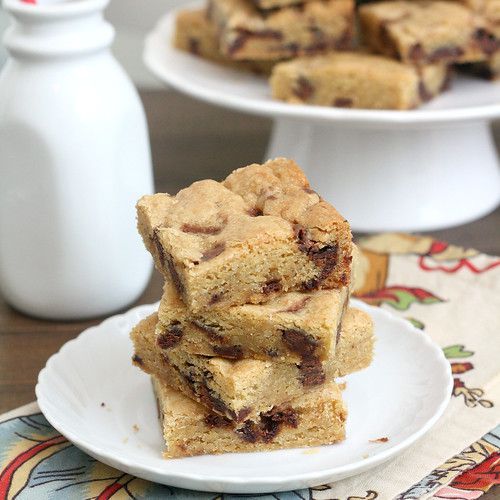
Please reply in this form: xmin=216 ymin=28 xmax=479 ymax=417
xmin=137 ymin=158 xmax=352 ymax=311
xmin=360 ymin=1 xmax=499 ymax=64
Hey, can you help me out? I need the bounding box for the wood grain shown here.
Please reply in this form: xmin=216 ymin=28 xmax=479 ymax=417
xmin=1 ymin=92 xmax=499 ymax=498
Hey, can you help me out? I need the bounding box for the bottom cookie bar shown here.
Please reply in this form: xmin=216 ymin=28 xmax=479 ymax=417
xmin=174 ymin=8 xmax=274 ymax=75
xmin=270 ymin=52 xmax=450 ymax=109
xmin=131 ymin=308 xmax=373 ymax=422
xmin=152 ymin=376 xmax=347 ymax=458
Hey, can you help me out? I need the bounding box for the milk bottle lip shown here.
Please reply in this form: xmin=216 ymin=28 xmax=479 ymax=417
xmin=3 ymin=0 xmax=110 ymax=20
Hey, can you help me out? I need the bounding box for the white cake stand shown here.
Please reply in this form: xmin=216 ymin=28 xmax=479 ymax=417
xmin=143 ymin=6 xmax=500 ymax=232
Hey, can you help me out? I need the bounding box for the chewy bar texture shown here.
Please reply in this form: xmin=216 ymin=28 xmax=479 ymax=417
xmin=270 ymin=52 xmax=450 ymax=109
xmin=208 ymin=0 xmax=355 ymax=61
xmin=153 ymin=376 xmax=347 ymax=458
xmin=157 ymin=279 xmax=349 ymax=363
xmin=174 ymin=9 xmax=275 ymax=75
xmin=359 ymin=1 xmax=500 ymax=65
xmin=136 ymin=158 xmax=352 ymax=311
xmin=131 ymin=309 xmax=373 ymax=422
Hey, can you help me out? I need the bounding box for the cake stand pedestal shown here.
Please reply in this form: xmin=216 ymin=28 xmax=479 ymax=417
xmin=267 ymin=119 xmax=500 ymax=231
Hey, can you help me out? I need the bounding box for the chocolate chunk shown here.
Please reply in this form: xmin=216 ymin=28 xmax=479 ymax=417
xmin=333 ymin=97 xmax=353 ymax=108
xmin=228 ymin=28 xmax=283 ymax=56
xmin=428 ymin=46 xmax=464 ymax=63
xmin=157 ymin=322 xmax=183 ymax=349
xmin=235 ymin=406 xmax=298 ymax=443
xmin=294 ymin=224 xmax=311 ymax=253
xmin=282 ymin=328 xmax=325 ymax=386
xmin=408 ymin=43 xmax=425 ymax=62
xmin=310 ymin=244 xmax=338 ymax=267
xmin=132 ymin=354 xmax=143 ymax=366
xmin=201 ymin=242 xmax=226 ymax=261
xmin=208 ymin=292 xmax=224 ymax=306
xmin=266 ymin=348 xmax=279 ymax=357
xmin=213 ymin=344 xmax=244 ymax=360
xmin=181 ymin=223 xmax=223 ymax=235
xmin=303 ymin=187 xmax=316 ymax=194
xmin=294 ymin=224 xmax=339 ymax=285
xmin=473 ymin=28 xmax=500 ymax=55
xmin=198 ymin=381 xmax=236 ymax=419
xmin=309 ymin=25 xmax=325 ymax=40
xmin=204 ymin=413 xmax=232 ymax=428
xmin=299 ymin=357 xmax=326 ymax=386
xmin=247 ymin=207 xmax=263 ymax=217
xmin=304 ymin=40 xmax=328 ymax=54
xmin=302 ymin=277 xmax=319 ymax=291
xmin=188 ymin=37 xmax=200 ymax=55
xmin=236 ymin=407 xmax=252 ymax=422
xmin=191 ymin=319 xmax=224 ymax=342
xmin=293 ymin=76 xmax=314 ymax=101
xmin=418 ymin=80 xmax=433 ymax=102
xmin=379 ymin=24 xmax=393 ymax=49
xmin=262 ymin=278 xmax=282 ymax=295
xmin=151 ymin=228 xmax=166 ymax=267
xmin=282 ymin=328 xmax=318 ymax=357
xmin=334 ymin=28 xmax=353 ymax=50
xmin=459 ymin=62 xmax=494 ymax=80
xmin=165 ymin=253 xmax=185 ymax=296
xmin=260 ymin=405 xmax=298 ymax=442
xmin=228 ymin=34 xmax=247 ymax=56
xmin=280 ymin=297 xmax=311 ymax=313
xmin=285 ymin=42 xmax=299 ymax=57
xmin=235 ymin=421 xmax=259 ymax=443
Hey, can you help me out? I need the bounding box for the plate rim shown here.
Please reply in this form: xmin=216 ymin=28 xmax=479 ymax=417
xmin=36 ymin=299 xmax=453 ymax=491
xmin=143 ymin=4 xmax=500 ymax=127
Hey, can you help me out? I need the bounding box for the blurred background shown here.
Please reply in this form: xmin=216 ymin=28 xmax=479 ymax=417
xmin=0 ymin=0 xmax=273 ymax=194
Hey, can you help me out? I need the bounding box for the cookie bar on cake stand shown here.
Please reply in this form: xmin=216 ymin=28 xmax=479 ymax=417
xmin=143 ymin=3 xmax=500 ymax=232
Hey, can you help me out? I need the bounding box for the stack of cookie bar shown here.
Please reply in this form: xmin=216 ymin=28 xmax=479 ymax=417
xmin=130 ymin=157 xmax=374 ymax=458
xmin=172 ymin=0 xmax=500 ymax=109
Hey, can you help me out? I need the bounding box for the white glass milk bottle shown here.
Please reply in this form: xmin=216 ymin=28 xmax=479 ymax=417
xmin=0 ymin=0 xmax=153 ymax=319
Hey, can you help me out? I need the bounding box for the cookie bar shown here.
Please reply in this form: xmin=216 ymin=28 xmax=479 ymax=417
xmin=208 ymin=0 xmax=354 ymax=61
xmin=153 ymin=376 xmax=347 ymax=458
xmin=136 ymin=158 xmax=352 ymax=311
xmin=359 ymin=1 xmax=499 ymax=65
xmin=157 ymin=279 xmax=349 ymax=363
xmin=174 ymin=9 xmax=274 ymax=75
xmin=270 ymin=52 xmax=450 ymax=109
xmin=131 ymin=309 xmax=373 ymax=422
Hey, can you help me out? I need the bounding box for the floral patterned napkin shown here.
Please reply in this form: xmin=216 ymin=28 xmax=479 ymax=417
xmin=1 ymin=233 xmax=499 ymax=499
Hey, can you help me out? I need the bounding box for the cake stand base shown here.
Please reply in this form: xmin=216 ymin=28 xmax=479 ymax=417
xmin=266 ymin=119 xmax=500 ymax=232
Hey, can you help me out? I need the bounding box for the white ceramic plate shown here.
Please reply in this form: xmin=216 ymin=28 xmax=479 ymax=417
xmin=36 ymin=299 xmax=452 ymax=494
xmin=143 ymin=4 xmax=500 ymax=126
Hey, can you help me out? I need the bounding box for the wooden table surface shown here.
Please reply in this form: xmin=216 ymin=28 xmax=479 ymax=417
xmin=1 ymin=90 xmax=499 ymax=494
